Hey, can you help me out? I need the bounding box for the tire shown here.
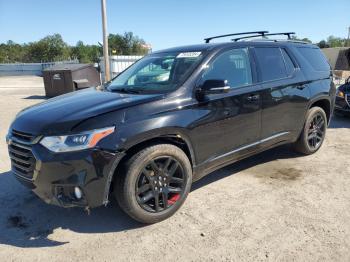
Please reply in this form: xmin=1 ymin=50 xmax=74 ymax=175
xmin=114 ymin=144 xmax=192 ymax=224
xmin=293 ymin=106 xmax=327 ymax=155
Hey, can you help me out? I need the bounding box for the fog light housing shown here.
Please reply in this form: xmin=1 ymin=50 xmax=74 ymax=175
xmin=74 ymin=187 xmax=83 ymax=199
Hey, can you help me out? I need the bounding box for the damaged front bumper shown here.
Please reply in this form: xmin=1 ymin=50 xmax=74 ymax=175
xmin=8 ymin=138 xmax=125 ymax=208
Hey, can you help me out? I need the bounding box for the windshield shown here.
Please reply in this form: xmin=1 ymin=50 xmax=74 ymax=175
xmin=106 ymin=51 xmax=204 ymax=94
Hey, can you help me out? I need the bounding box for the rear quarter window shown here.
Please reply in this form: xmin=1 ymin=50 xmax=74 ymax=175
xmin=297 ymin=47 xmax=330 ymax=71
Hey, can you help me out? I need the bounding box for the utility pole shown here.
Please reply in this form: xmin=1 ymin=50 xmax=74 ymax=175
xmin=347 ymin=26 xmax=350 ymax=47
xmin=101 ymin=0 xmax=110 ymax=82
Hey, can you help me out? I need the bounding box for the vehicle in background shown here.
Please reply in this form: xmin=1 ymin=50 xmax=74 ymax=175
xmin=335 ymin=76 xmax=350 ymax=115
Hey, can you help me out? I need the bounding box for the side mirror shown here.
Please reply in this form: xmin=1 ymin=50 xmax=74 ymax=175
xmin=199 ymin=79 xmax=230 ymax=95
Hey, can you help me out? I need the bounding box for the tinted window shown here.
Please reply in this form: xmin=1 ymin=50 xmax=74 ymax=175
xmin=297 ymin=47 xmax=330 ymax=71
xmin=255 ymin=47 xmax=287 ymax=81
xmin=281 ymin=49 xmax=295 ymax=76
xmin=201 ymin=48 xmax=252 ymax=88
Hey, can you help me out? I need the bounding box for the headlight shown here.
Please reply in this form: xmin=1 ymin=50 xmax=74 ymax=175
xmin=40 ymin=126 xmax=115 ymax=153
xmin=336 ymin=90 xmax=345 ymax=98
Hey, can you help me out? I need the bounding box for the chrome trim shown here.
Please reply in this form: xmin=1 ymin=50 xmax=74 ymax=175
xmin=12 ymin=130 xmax=33 ymax=138
xmin=10 ymin=140 xmax=32 ymax=150
xmin=260 ymin=131 xmax=290 ymax=143
xmin=210 ymin=86 xmax=231 ymax=91
xmin=9 ymin=154 xmax=33 ymax=165
xmin=12 ymin=170 xmax=34 ymax=182
xmin=211 ymin=131 xmax=290 ymax=162
xmin=11 ymin=161 xmax=32 ymax=172
xmin=8 ymin=147 xmax=32 ymax=157
xmin=8 ymin=130 xmax=39 ymax=181
xmin=9 ymin=135 xmax=42 ymax=145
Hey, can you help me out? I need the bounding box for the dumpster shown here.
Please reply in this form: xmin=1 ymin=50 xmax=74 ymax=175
xmin=43 ymin=64 xmax=100 ymax=97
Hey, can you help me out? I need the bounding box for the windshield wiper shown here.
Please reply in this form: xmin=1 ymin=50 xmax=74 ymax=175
xmin=111 ymin=88 xmax=143 ymax=94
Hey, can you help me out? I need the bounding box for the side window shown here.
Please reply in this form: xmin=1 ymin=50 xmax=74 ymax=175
xmin=254 ymin=47 xmax=288 ymax=82
xmin=281 ymin=49 xmax=296 ymax=76
xmin=297 ymin=47 xmax=330 ymax=71
xmin=201 ymin=48 xmax=252 ymax=88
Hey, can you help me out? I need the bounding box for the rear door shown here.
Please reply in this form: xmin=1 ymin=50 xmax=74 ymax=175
xmin=252 ymin=46 xmax=309 ymax=143
xmin=191 ymin=47 xmax=262 ymax=165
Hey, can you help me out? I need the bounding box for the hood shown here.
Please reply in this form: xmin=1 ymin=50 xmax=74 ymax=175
xmin=11 ymin=88 xmax=161 ymax=135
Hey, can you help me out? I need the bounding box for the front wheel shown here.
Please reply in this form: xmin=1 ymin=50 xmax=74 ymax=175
xmin=293 ymin=106 xmax=327 ymax=155
xmin=114 ymin=144 xmax=192 ymax=224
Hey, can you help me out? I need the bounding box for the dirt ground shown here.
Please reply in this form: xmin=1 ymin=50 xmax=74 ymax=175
xmin=0 ymin=76 xmax=350 ymax=262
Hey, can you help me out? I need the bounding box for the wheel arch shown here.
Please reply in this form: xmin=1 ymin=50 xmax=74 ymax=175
xmin=105 ymin=130 xmax=196 ymax=201
xmin=308 ymin=97 xmax=331 ymax=124
xmin=119 ymin=133 xmax=195 ymax=167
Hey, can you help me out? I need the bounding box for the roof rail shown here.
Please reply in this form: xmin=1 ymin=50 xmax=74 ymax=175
xmin=204 ymin=31 xmax=269 ymax=43
xmin=232 ymin=32 xmax=296 ymax=42
xmin=244 ymin=39 xmax=310 ymax=45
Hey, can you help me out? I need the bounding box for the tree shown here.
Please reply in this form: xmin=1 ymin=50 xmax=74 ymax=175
xmin=71 ymin=41 xmax=102 ymax=63
xmin=26 ymin=34 xmax=70 ymax=62
xmin=327 ymin=36 xmax=346 ymax=48
xmin=317 ymin=40 xmax=329 ymax=49
xmin=0 ymin=32 xmax=150 ymax=63
xmin=290 ymin=35 xmax=312 ymax=43
xmin=108 ymin=32 xmax=149 ymax=55
xmin=0 ymin=40 xmax=27 ymax=63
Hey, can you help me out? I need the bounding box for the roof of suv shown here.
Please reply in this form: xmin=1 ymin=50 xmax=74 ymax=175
xmin=153 ymin=40 xmax=316 ymax=54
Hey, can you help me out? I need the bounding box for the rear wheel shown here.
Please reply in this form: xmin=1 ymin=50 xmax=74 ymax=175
xmin=293 ymin=106 xmax=327 ymax=154
xmin=114 ymin=144 xmax=192 ymax=224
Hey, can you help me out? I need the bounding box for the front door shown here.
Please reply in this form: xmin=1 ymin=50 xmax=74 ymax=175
xmin=190 ymin=47 xmax=262 ymax=166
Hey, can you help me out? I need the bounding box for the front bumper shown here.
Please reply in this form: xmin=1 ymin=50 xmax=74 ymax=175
xmin=8 ymin=139 xmax=125 ymax=208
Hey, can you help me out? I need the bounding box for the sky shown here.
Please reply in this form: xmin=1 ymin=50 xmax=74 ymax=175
xmin=0 ymin=0 xmax=349 ymax=51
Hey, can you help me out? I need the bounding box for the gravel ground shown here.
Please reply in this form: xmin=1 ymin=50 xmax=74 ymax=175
xmin=0 ymin=76 xmax=350 ymax=262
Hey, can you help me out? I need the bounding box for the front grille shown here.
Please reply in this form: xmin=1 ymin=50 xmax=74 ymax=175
xmin=12 ymin=130 xmax=35 ymax=143
xmin=8 ymin=130 xmax=37 ymax=180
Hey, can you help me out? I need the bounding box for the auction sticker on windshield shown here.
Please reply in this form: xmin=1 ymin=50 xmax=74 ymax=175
xmin=177 ymin=52 xmax=201 ymax=58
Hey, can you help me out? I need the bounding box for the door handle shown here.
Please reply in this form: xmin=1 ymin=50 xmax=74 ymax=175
xmin=247 ymin=94 xmax=260 ymax=101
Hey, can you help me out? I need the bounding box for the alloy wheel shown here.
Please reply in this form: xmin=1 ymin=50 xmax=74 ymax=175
xmin=135 ymin=156 xmax=185 ymax=213
xmin=307 ymin=113 xmax=326 ymax=150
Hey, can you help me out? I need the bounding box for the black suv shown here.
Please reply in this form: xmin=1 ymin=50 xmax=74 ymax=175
xmin=7 ymin=32 xmax=335 ymax=223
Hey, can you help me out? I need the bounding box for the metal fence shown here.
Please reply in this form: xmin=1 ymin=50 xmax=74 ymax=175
xmin=0 ymin=60 xmax=79 ymax=76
